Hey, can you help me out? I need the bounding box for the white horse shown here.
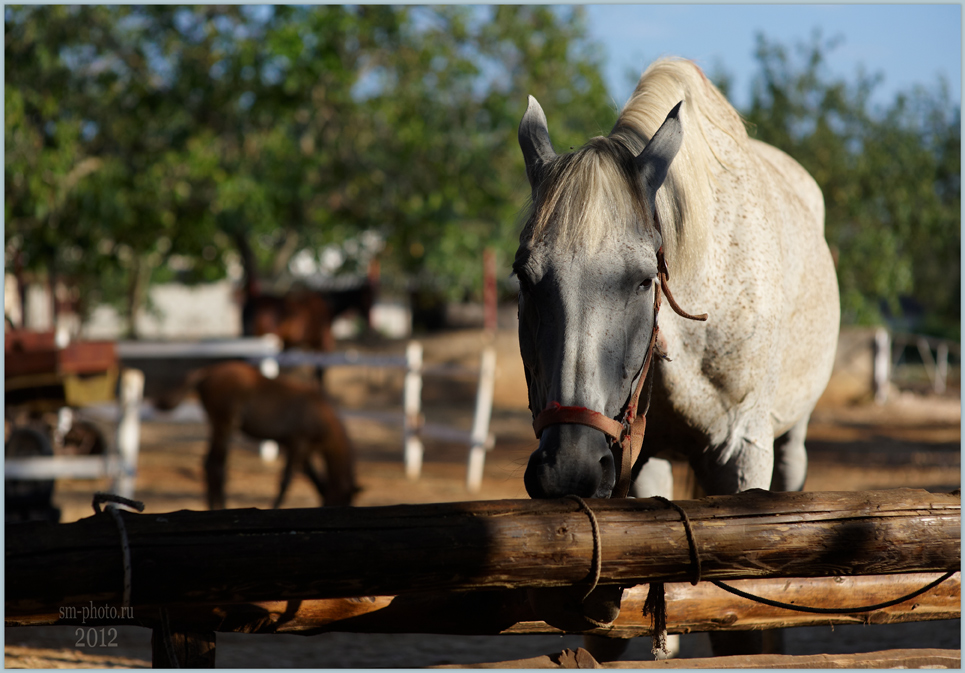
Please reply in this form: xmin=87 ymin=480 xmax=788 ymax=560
xmin=515 ymin=58 xmax=839 ymax=656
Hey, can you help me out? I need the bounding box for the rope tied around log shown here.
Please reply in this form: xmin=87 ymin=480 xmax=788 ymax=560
xmin=92 ymin=493 xmax=145 ymax=610
xmin=645 ymin=493 xmax=959 ymax=646
xmin=92 ymin=492 xmax=145 ymax=514
xmin=564 ymin=494 xmax=603 ymax=602
xmin=556 ymin=495 xmax=622 ymax=630
xmin=644 ymin=496 xmax=701 ymax=656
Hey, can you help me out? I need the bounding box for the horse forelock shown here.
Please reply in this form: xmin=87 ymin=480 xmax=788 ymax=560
xmin=522 ymin=138 xmax=656 ymax=253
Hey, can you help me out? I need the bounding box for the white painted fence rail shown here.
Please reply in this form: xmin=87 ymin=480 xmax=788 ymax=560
xmin=116 ymin=336 xmax=282 ymax=359
xmin=263 ymin=341 xmax=497 ymax=492
xmin=75 ymin=336 xmax=494 ymax=492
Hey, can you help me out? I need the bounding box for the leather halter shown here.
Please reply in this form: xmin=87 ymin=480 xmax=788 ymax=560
xmin=532 ymin=246 xmax=707 ymax=498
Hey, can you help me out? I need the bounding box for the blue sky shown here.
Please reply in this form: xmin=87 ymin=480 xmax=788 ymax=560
xmin=583 ymin=4 xmax=961 ymax=112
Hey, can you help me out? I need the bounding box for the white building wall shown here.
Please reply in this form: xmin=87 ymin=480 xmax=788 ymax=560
xmin=81 ymin=281 xmax=242 ymax=340
xmin=6 ymin=276 xmax=411 ymax=341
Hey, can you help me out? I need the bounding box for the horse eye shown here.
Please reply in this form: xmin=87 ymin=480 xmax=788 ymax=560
xmin=516 ymin=274 xmax=533 ymax=295
xmin=638 ymin=278 xmax=654 ymax=292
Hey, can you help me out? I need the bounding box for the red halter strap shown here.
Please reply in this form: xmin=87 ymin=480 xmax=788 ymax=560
xmin=531 ymin=246 xmax=707 ymax=499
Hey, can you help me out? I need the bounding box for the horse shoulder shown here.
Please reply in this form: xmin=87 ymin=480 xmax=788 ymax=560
xmin=746 ymin=140 xmax=840 ymax=429
xmin=655 ymin=138 xmax=836 ymax=443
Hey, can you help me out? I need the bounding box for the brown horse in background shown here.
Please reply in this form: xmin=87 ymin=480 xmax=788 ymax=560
xmin=234 ymin=231 xmax=377 ymax=352
xmin=243 ymin=286 xmax=338 ymax=352
xmin=156 ymin=361 xmax=359 ymax=509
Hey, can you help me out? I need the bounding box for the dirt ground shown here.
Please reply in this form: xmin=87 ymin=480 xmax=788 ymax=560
xmin=5 ymin=328 xmax=961 ymax=668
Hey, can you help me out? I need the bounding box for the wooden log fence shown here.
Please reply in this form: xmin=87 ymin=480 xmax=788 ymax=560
xmin=9 ymin=573 xmax=959 ymax=637
xmin=433 ymin=647 xmax=962 ymax=669
xmin=7 ymin=488 xmax=959 ymax=668
xmin=7 ymin=489 xmax=958 ymax=616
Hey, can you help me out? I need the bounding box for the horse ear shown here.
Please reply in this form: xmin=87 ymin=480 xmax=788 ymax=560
xmin=518 ymin=95 xmax=557 ymax=192
xmin=634 ymin=101 xmax=684 ymax=205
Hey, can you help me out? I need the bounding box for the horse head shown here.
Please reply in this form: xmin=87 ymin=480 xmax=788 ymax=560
xmin=515 ymin=97 xmax=684 ymax=500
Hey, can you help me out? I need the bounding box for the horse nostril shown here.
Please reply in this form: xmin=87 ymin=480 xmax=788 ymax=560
xmin=523 ymin=457 xmax=546 ymax=499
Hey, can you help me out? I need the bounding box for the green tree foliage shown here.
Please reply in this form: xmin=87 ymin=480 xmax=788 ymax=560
xmin=5 ymin=5 xmax=611 ymax=334
xmin=6 ymin=11 xmax=958 ymax=338
xmin=742 ymin=33 xmax=960 ymax=336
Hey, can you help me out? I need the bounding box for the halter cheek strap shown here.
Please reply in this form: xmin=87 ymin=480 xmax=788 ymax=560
xmin=532 ymin=246 xmax=707 ymax=499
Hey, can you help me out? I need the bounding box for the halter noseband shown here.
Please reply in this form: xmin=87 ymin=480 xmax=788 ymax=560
xmin=532 ymin=246 xmax=707 ymax=498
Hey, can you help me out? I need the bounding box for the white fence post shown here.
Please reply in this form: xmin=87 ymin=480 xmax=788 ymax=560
xmin=466 ymin=346 xmax=496 ymax=493
xmin=873 ymin=327 xmax=891 ymax=405
xmin=113 ymin=368 xmax=144 ymax=499
xmin=55 ymin=406 xmax=74 ymax=450
xmin=258 ymin=358 xmax=281 ymax=462
xmin=403 ymin=341 xmax=424 ymax=480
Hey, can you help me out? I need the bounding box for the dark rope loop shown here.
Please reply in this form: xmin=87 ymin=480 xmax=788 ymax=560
xmin=645 ymin=494 xmax=702 ymax=657
xmin=652 ymin=495 xmax=701 ymax=586
xmin=650 ymin=494 xmax=957 ymax=615
xmin=92 ymin=492 xmax=144 ymax=610
xmin=712 ymin=570 xmax=958 ymax=615
xmin=564 ymin=495 xmax=603 ymax=601
xmin=93 ymin=492 xmax=145 ymax=514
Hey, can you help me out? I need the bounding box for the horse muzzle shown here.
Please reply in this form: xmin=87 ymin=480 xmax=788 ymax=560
xmin=524 ymin=422 xmax=617 ymax=499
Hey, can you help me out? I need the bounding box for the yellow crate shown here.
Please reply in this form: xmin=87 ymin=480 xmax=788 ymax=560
xmin=62 ymin=368 xmax=119 ymax=407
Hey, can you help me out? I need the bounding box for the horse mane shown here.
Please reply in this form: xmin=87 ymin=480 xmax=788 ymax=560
xmin=523 ymin=58 xmax=749 ymax=279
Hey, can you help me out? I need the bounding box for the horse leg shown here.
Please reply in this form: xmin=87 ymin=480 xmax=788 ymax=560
xmin=585 ymin=457 xmax=680 ymax=662
xmin=204 ymin=423 xmax=231 ymax=510
xmin=770 ymin=412 xmax=810 ymax=492
xmin=691 ymin=414 xmax=785 ymax=656
xmin=691 ymin=412 xmax=775 ymax=496
xmin=302 ymin=450 xmax=331 ymax=506
xmin=273 ymin=442 xmax=300 ymax=509
xmin=631 ymin=456 xmax=675 ymax=500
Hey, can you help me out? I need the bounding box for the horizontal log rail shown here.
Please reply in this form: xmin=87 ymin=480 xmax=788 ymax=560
xmin=6 ymin=488 xmax=959 ymax=618
xmin=8 ymin=574 xmax=959 ymax=637
xmin=431 ymin=648 xmax=962 ymax=669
